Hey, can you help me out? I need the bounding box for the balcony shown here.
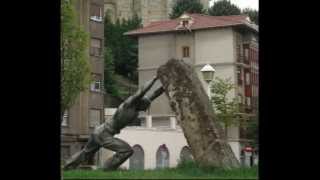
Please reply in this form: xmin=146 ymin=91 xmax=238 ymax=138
xmin=90 ymin=16 xmax=103 ymax=22
xmin=105 ymin=109 xmax=178 ymax=130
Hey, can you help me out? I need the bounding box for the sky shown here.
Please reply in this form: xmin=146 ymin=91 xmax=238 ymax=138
xmin=209 ymin=0 xmax=259 ymax=10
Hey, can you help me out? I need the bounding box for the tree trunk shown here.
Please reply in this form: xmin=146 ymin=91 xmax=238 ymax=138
xmin=157 ymin=59 xmax=239 ymax=169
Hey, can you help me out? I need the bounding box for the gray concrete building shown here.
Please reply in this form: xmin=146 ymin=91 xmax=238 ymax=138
xmin=61 ymin=0 xmax=105 ymax=166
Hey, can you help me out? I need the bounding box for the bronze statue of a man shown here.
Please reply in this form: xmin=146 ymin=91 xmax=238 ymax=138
xmin=63 ymin=76 xmax=164 ymax=171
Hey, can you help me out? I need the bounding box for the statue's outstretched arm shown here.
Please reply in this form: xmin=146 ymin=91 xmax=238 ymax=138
xmin=130 ymin=76 xmax=158 ymax=103
xmin=147 ymin=86 xmax=164 ymax=102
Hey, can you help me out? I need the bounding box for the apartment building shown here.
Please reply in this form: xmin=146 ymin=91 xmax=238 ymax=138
xmin=61 ymin=0 xmax=105 ymax=166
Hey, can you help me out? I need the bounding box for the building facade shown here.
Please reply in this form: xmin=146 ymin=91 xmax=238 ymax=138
xmin=98 ymin=109 xmax=192 ymax=170
xmin=104 ymin=0 xmax=209 ymax=26
xmin=123 ymin=13 xmax=259 ymax=166
xmin=61 ymin=0 xmax=105 ymax=166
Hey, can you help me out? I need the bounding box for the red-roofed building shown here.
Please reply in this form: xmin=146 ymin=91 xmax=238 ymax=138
xmin=125 ymin=13 xmax=258 ymax=36
xmin=115 ymin=13 xmax=259 ymax=167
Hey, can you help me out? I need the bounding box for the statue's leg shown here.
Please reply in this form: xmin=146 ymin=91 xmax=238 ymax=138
xmin=63 ymin=135 xmax=100 ymax=170
xmin=101 ymin=137 xmax=133 ymax=171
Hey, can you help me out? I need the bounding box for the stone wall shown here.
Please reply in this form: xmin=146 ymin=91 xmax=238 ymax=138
xmin=140 ymin=0 xmax=168 ymax=26
xmin=104 ymin=0 xmax=209 ymax=25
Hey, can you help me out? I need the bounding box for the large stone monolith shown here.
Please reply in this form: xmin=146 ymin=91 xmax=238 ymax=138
xmin=157 ymin=59 xmax=240 ymax=169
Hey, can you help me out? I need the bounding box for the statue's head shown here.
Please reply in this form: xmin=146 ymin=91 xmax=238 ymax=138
xmin=137 ymin=97 xmax=151 ymax=111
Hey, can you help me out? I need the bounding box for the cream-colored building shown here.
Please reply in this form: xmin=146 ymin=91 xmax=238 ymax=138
xmin=119 ymin=13 xmax=258 ymax=169
xmin=104 ymin=0 xmax=209 ymax=25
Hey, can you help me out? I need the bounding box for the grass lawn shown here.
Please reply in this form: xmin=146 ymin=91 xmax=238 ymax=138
xmin=63 ymin=162 xmax=258 ymax=179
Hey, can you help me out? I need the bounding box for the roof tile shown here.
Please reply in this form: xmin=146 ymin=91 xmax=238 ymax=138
xmin=125 ymin=13 xmax=258 ymax=36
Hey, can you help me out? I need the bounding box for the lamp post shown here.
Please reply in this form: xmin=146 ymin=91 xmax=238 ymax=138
xmin=200 ymin=64 xmax=215 ymax=98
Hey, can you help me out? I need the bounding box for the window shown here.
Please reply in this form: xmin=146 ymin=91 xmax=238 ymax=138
xmin=129 ymin=145 xmax=145 ymax=170
xmin=90 ymin=4 xmax=102 ymax=22
xmin=133 ymin=0 xmax=142 ymax=17
xmin=251 ymin=73 xmax=254 ymax=85
xmin=244 ymin=48 xmax=249 ymax=59
xmin=182 ymin=20 xmax=189 ymax=26
xmin=90 ymin=38 xmax=102 ymax=56
xmin=245 ymin=85 xmax=252 ymax=97
xmin=243 ymin=44 xmax=250 ymax=63
xmin=62 ymin=110 xmax=69 ymax=126
xmin=90 ymin=74 xmax=102 ymax=92
xmin=180 ymin=146 xmax=193 ymax=162
xmin=240 ymin=150 xmax=245 ymax=166
xmin=237 ymin=67 xmax=243 ymax=85
xmin=156 ymin=144 xmax=170 ymax=169
xmin=89 ymin=109 xmax=101 ymax=128
xmin=91 ymin=81 xmax=101 ymax=92
xmin=255 ymin=73 xmax=258 ymax=85
xmin=238 ymin=94 xmax=243 ymax=104
xmin=245 ymin=73 xmax=250 ymax=85
xmin=182 ymin=46 xmax=190 ymax=58
xmin=246 ymin=97 xmax=251 ymax=106
xmin=236 ymin=44 xmax=241 ymax=62
xmin=252 ymin=73 xmax=255 ymax=85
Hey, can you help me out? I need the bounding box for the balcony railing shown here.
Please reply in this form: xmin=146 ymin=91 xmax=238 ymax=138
xmin=90 ymin=16 xmax=103 ymax=22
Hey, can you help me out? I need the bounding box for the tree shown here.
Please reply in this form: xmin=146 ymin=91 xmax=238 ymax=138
xmin=104 ymin=13 xmax=142 ymax=82
xmin=211 ymin=77 xmax=259 ymax=149
xmin=242 ymin=8 xmax=259 ymax=25
xmin=104 ymin=47 xmax=119 ymax=97
xmin=169 ymin=0 xmax=206 ymax=19
xmin=61 ymin=0 xmax=91 ymax=123
xmin=210 ymin=77 xmax=242 ymax=138
xmin=208 ymin=0 xmax=241 ymax=16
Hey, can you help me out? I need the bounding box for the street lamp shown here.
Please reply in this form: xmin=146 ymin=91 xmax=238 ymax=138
xmin=200 ymin=64 xmax=215 ymax=98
